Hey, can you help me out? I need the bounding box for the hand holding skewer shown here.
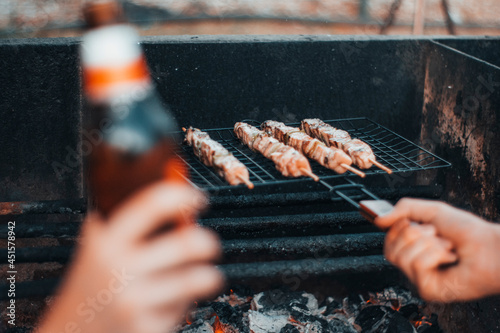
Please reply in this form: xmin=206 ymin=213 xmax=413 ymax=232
xmin=366 ymin=198 xmax=500 ymax=303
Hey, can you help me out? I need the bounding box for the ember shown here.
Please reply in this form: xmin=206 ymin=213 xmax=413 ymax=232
xmin=175 ymin=287 xmax=442 ymax=333
xmin=213 ymin=315 xmax=224 ymax=333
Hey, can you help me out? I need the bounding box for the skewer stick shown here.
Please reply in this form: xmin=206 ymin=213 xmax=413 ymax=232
xmin=237 ymin=175 xmax=254 ymax=189
xmin=369 ymin=158 xmax=392 ymax=174
xmin=341 ymin=163 xmax=366 ymax=178
xmin=300 ymin=168 xmax=320 ymax=182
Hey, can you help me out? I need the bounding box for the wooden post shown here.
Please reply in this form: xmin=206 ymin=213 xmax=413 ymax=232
xmin=413 ymin=0 xmax=426 ymax=34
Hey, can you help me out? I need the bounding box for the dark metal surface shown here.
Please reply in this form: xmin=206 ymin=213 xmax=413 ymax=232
xmin=0 ymin=246 xmax=73 ymax=264
xmin=0 ymin=199 xmax=86 ymax=215
xmin=180 ymin=118 xmax=451 ymax=191
xmin=0 ymin=39 xmax=82 ymax=203
xmin=0 ymin=279 xmax=60 ymax=300
xmin=8 ymin=36 xmax=496 ymax=206
xmin=1 ymin=233 xmax=385 ymax=265
xmin=0 ymin=185 xmax=443 ymax=239
xmin=223 ymin=233 xmax=385 ymax=263
xmin=220 ymin=255 xmax=392 ymax=280
xmin=419 ymin=41 xmax=500 ymax=221
xmin=435 ymin=37 xmax=500 ymax=68
xmin=2 ymin=36 xmax=499 ymax=207
xmin=207 ymin=184 xmax=444 ymax=210
xmin=0 ymin=255 xmax=392 ymax=301
xmin=0 ymin=36 xmax=435 ymax=202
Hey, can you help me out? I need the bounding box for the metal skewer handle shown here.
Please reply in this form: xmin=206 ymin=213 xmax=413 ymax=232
xmin=359 ymin=199 xmax=459 ymax=268
xmin=359 ymin=200 xmax=394 ymax=224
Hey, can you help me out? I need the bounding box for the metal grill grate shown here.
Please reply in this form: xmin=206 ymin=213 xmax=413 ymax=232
xmin=178 ymin=117 xmax=451 ymax=190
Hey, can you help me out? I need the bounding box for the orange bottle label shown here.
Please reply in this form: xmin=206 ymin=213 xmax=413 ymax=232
xmin=83 ymin=56 xmax=151 ymax=98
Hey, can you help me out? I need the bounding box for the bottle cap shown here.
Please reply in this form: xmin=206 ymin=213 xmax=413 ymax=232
xmin=83 ymin=0 xmax=125 ymax=29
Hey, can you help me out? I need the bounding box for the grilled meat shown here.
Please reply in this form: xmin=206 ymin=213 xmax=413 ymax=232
xmin=185 ymin=127 xmax=253 ymax=188
xmin=261 ymin=120 xmax=364 ymax=176
xmin=301 ymin=119 xmax=376 ymax=170
xmin=234 ymin=122 xmax=318 ymax=180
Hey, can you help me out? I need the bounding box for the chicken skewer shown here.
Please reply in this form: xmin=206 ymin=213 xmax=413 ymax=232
xmin=301 ymin=119 xmax=392 ymax=174
xmin=183 ymin=127 xmax=254 ymax=189
xmin=261 ymin=120 xmax=366 ymax=178
xmin=234 ymin=122 xmax=319 ymax=181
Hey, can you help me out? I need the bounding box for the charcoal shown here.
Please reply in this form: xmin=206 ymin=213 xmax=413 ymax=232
xmin=252 ymin=289 xmax=304 ymax=310
xmin=312 ymin=318 xmax=330 ymax=332
xmin=214 ymin=322 xmax=239 ymax=333
xmin=216 ymin=292 xmax=251 ymax=308
xmin=390 ymin=299 xmax=401 ymax=312
xmin=419 ymin=324 xmax=442 ymax=333
xmin=210 ymin=302 xmax=247 ymax=332
xmin=322 ymin=299 xmax=342 ymax=315
xmin=187 ymin=305 xmax=217 ymax=323
xmin=252 ymin=289 xmax=318 ymax=314
xmin=289 ymin=308 xmax=315 ymax=323
xmin=239 ymin=302 xmax=251 ymax=313
xmin=319 ymin=296 xmax=334 ymax=308
xmin=342 ymin=294 xmax=364 ymax=318
xmin=303 ymin=293 xmax=319 ymax=312
xmin=248 ymin=310 xmax=289 ymax=333
xmin=355 ymin=306 xmax=388 ymax=331
xmin=381 ymin=288 xmax=416 ymax=307
xmin=291 ymin=302 xmax=309 ymax=312
xmin=417 ymin=314 xmax=442 ymax=333
xmin=176 ymin=287 xmax=438 ymax=333
xmin=230 ymin=284 xmax=255 ymax=297
xmin=211 ymin=302 xmax=240 ymax=322
xmin=417 ymin=323 xmax=437 ymax=333
xmin=280 ymin=324 xmax=300 ymax=333
xmin=179 ymin=319 xmax=214 ymax=333
xmin=289 ymin=308 xmax=330 ymax=333
xmin=427 ymin=314 xmax=439 ymax=326
xmin=328 ymin=318 xmax=358 ymax=333
xmin=386 ymin=311 xmax=416 ymax=333
xmin=304 ymin=320 xmax=327 ymax=332
xmin=399 ymin=304 xmax=419 ymax=320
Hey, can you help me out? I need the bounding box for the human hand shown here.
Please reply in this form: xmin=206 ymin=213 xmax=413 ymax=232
xmin=39 ymin=182 xmax=223 ymax=333
xmin=374 ymin=198 xmax=500 ymax=302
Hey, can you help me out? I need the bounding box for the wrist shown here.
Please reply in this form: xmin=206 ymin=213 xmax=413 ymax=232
xmin=37 ymin=252 xmax=109 ymax=333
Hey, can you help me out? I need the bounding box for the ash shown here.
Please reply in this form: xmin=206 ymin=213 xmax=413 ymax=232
xmin=175 ymin=287 xmax=442 ymax=333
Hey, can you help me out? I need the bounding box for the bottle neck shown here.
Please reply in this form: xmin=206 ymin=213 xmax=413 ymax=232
xmin=81 ymin=24 xmax=151 ymax=102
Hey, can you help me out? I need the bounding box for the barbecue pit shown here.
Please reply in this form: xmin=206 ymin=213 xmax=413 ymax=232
xmin=1 ymin=35 xmax=500 ymax=332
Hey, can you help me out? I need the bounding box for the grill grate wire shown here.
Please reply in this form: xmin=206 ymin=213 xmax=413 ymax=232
xmin=177 ymin=117 xmax=451 ymax=209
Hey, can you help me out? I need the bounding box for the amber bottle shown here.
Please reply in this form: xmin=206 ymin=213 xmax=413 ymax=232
xmin=81 ymin=1 xmax=187 ymax=216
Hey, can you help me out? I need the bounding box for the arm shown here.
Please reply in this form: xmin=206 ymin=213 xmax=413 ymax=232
xmin=374 ymin=198 xmax=500 ymax=302
xmin=37 ymin=182 xmax=223 ymax=333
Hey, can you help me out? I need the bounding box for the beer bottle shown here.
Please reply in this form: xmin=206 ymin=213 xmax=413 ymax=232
xmin=81 ymin=1 xmax=188 ymax=216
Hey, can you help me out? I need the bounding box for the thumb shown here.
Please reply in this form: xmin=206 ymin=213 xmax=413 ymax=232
xmin=375 ymin=198 xmax=470 ymax=241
